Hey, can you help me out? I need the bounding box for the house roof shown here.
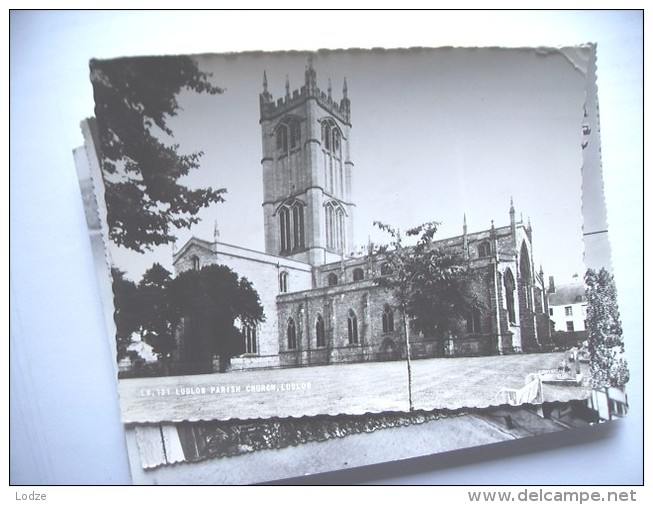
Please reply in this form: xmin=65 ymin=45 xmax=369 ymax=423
xmin=548 ymin=282 xmax=586 ymax=306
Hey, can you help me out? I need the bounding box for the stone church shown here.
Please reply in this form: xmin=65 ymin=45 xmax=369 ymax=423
xmin=172 ymin=60 xmax=553 ymax=371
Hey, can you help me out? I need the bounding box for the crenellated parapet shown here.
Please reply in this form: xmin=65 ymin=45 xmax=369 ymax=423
xmin=260 ymin=58 xmax=350 ymax=125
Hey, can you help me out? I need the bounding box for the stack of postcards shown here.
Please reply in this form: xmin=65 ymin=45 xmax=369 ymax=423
xmin=73 ymin=46 xmax=629 ymax=484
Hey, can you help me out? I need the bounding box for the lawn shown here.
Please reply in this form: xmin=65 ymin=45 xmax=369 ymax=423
xmin=118 ymin=351 xmax=590 ymax=423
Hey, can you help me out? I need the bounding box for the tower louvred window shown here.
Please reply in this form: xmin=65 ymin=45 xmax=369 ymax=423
xmin=278 ymin=199 xmax=305 ymax=254
xmin=321 ymin=118 xmax=343 ymax=195
xmin=277 ymin=118 xmax=301 ymax=155
xmin=325 ymin=200 xmax=345 ymax=253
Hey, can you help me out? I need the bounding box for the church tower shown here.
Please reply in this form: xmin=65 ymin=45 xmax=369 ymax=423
xmin=259 ymin=58 xmax=355 ymax=266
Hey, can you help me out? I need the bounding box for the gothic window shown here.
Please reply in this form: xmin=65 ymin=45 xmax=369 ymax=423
xmin=382 ymin=304 xmax=395 ymax=333
xmin=292 ymin=203 xmax=304 ymax=249
xmin=504 ymin=268 xmax=516 ymax=324
xmin=278 ymin=199 xmax=305 ymax=254
xmin=325 ymin=200 xmax=345 ymax=252
xmin=353 ymin=268 xmax=364 ymax=282
xmin=241 ymin=324 xmax=257 ymax=354
xmin=519 ymin=242 xmax=533 ymax=310
xmin=276 ymin=127 xmax=288 ymax=153
xmin=191 ymin=255 xmax=200 ymax=270
xmin=327 ymin=272 xmax=338 ymax=286
xmin=315 ymin=315 xmax=326 ymax=348
xmin=478 ymin=241 xmax=491 ymax=258
xmin=276 ymin=118 xmax=301 ymax=156
xmin=287 ymin=317 xmax=297 ymax=350
xmin=380 ymin=263 xmax=392 ymax=276
xmin=322 ymin=122 xmax=331 ymax=150
xmin=322 ymin=120 xmax=342 ymax=156
xmin=466 ymin=308 xmax=482 ymax=334
xmin=279 ymin=271 xmax=289 ymax=293
xmin=321 ymin=118 xmax=343 ymax=195
xmin=290 ymin=120 xmax=301 ymax=149
xmin=333 ymin=130 xmax=341 ymax=154
xmin=279 ymin=206 xmax=290 ymax=253
xmin=347 ymin=309 xmax=359 ymax=345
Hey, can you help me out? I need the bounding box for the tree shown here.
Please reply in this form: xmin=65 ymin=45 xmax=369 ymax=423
xmin=90 ymin=56 xmax=226 ymax=252
xmin=373 ymin=221 xmax=485 ymax=409
xmin=138 ymin=263 xmax=175 ymax=361
xmin=110 ymin=268 xmax=141 ymax=361
xmin=168 ymin=265 xmax=265 ymax=372
xmin=585 ymin=268 xmax=630 ymax=389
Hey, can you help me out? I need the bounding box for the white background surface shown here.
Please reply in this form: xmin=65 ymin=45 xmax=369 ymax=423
xmin=8 ymin=9 xmax=644 ymax=488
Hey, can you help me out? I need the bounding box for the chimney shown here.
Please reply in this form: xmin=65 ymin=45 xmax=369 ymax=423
xmin=548 ymin=276 xmax=556 ymax=294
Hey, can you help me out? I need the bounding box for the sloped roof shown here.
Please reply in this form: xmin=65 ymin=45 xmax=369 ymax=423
xmin=172 ymin=236 xmax=215 ymax=264
xmin=548 ymin=282 xmax=586 ymax=306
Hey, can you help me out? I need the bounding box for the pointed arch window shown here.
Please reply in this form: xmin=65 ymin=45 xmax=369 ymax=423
xmin=380 ymin=263 xmax=392 ymax=276
xmin=466 ymin=308 xmax=482 ymax=334
xmin=279 ymin=271 xmax=289 ymax=293
xmin=327 ymin=272 xmax=338 ymax=286
xmin=276 ymin=127 xmax=288 ymax=153
xmin=190 ymin=255 xmax=200 ymax=270
xmin=241 ymin=324 xmax=258 ymax=354
xmin=287 ymin=318 xmax=297 ymax=350
xmin=353 ymin=268 xmax=364 ymax=282
xmin=519 ymin=242 xmax=533 ymax=310
xmin=321 ymin=118 xmax=343 ymax=195
xmin=321 ymin=119 xmax=342 ymax=156
xmin=278 ymin=199 xmax=305 ymax=254
xmin=290 ymin=120 xmax=301 ymax=149
xmin=478 ymin=241 xmax=491 ymax=258
xmin=347 ymin=309 xmax=359 ymax=345
xmin=382 ymin=304 xmax=395 ymax=333
xmin=315 ymin=315 xmax=326 ymax=348
xmin=276 ymin=117 xmax=301 ymax=156
xmin=325 ymin=200 xmax=346 ymax=253
xmin=504 ymin=269 xmax=516 ymax=324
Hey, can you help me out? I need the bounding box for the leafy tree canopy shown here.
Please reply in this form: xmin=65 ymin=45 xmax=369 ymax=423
xmin=111 ymin=264 xmax=175 ymax=362
xmin=169 ymin=264 xmax=265 ymax=368
xmin=373 ymin=221 xmax=485 ymax=356
xmin=585 ymin=268 xmax=629 ymax=389
xmin=111 ymin=267 xmax=141 ymax=360
xmin=90 ymin=55 xmax=226 ymax=252
xmin=138 ymin=263 xmax=175 ymax=359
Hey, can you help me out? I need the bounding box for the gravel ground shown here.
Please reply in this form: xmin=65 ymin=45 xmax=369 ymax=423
xmin=118 ymin=351 xmax=590 ymax=423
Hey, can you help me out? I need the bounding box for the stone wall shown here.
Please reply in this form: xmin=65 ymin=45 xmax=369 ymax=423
xmin=174 ymin=239 xmax=313 ymax=366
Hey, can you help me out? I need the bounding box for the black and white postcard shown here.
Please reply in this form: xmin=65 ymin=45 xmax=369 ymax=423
xmin=84 ymin=46 xmax=628 ymax=430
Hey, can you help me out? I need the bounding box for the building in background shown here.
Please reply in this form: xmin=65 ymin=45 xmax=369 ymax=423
xmin=547 ymin=276 xmax=589 ymax=347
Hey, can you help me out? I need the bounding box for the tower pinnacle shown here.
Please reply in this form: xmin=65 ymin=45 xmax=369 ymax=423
xmin=463 ymin=214 xmax=469 ymax=260
xmin=509 ymin=197 xmax=517 ymax=244
xmin=260 ymin=70 xmax=272 ymax=104
xmin=305 ymin=56 xmax=316 ymax=91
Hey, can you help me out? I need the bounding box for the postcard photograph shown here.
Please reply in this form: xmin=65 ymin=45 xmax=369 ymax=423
xmin=85 ymin=47 xmax=628 ymax=424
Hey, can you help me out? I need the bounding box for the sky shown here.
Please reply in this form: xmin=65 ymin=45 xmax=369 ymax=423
xmin=108 ymin=47 xmax=588 ymax=284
